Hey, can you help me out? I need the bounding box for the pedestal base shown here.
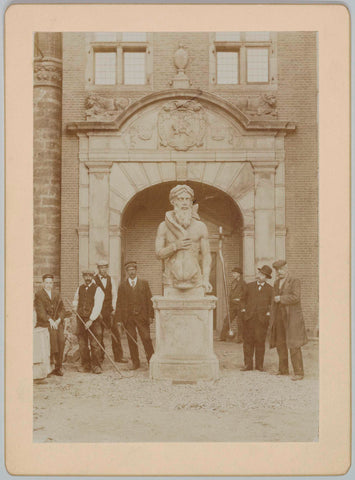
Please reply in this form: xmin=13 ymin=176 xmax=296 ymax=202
xmin=150 ymin=295 xmax=219 ymax=381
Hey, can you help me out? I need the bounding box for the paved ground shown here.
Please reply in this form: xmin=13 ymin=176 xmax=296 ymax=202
xmin=33 ymin=333 xmax=319 ymax=443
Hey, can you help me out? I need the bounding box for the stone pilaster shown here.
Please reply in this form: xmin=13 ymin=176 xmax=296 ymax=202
xmin=252 ymin=161 xmax=278 ymax=267
xmin=242 ymin=225 xmax=255 ymax=282
xmin=109 ymin=225 xmax=122 ymax=287
xmin=85 ymin=161 xmax=112 ymax=271
xmin=33 ymin=33 xmax=62 ymax=290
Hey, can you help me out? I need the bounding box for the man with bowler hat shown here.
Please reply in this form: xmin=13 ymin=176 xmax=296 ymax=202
xmin=94 ymin=260 xmax=128 ymax=364
xmin=73 ymin=269 xmax=105 ymax=374
xmin=34 ymin=274 xmax=67 ymax=376
xmin=115 ymin=261 xmax=154 ymax=370
xmin=219 ymin=267 xmax=247 ymax=343
xmin=240 ymin=265 xmax=273 ymax=372
xmin=270 ymin=260 xmax=308 ymax=380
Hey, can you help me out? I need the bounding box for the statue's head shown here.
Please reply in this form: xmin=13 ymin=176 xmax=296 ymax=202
xmin=169 ymin=184 xmax=194 ymax=228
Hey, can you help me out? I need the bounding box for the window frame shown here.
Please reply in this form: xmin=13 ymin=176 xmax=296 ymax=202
xmin=210 ymin=32 xmax=277 ymax=89
xmin=86 ymin=33 xmax=153 ymax=89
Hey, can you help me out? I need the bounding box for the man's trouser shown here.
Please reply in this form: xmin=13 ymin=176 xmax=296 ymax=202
xmin=274 ymin=311 xmax=304 ymax=375
xmin=220 ymin=307 xmax=243 ymax=341
xmin=242 ymin=313 xmax=269 ymax=370
xmin=76 ymin=317 xmax=103 ymax=368
xmin=49 ymin=323 xmax=65 ymax=369
xmin=125 ymin=314 xmax=154 ymax=367
xmin=99 ymin=312 xmax=124 ymax=362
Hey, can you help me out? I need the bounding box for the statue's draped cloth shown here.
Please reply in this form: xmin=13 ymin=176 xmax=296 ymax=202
xmin=163 ymin=210 xmax=203 ymax=290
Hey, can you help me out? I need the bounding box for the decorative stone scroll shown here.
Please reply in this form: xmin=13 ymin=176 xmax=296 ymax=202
xmin=34 ymin=58 xmax=62 ymax=88
xmin=158 ymin=100 xmax=206 ymax=151
xmin=85 ymin=94 xmax=131 ymax=121
xmin=234 ymin=94 xmax=277 ymax=117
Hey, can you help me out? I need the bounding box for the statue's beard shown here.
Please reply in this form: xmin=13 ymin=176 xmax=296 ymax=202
xmin=174 ymin=207 xmax=192 ymax=229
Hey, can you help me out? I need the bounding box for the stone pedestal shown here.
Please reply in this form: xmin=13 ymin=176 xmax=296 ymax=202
xmin=149 ymin=294 xmax=219 ymax=381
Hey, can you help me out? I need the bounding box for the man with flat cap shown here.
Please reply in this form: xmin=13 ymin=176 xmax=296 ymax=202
xmin=115 ymin=261 xmax=154 ymax=370
xmin=219 ymin=267 xmax=247 ymax=343
xmin=240 ymin=265 xmax=273 ymax=372
xmin=34 ymin=274 xmax=67 ymax=376
xmin=94 ymin=260 xmax=127 ymax=364
xmin=73 ymin=269 xmax=105 ymax=374
xmin=270 ymin=260 xmax=308 ymax=380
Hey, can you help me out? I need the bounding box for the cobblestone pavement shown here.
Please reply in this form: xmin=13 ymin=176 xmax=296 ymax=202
xmin=33 ymin=335 xmax=318 ymax=442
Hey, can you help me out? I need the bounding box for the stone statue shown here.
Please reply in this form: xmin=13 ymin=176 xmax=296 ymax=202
xmin=155 ymin=184 xmax=212 ymax=294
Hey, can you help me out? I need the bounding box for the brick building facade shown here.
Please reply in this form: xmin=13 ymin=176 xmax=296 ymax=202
xmin=34 ymin=32 xmax=318 ymax=335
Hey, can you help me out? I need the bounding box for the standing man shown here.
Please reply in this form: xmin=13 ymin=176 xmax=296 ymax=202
xmin=219 ymin=267 xmax=247 ymax=343
xmin=34 ymin=274 xmax=66 ymax=376
xmin=73 ymin=270 xmax=105 ymax=374
xmin=270 ymin=260 xmax=308 ymax=380
xmin=94 ymin=260 xmax=128 ymax=364
xmin=115 ymin=261 xmax=154 ymax=370
xmin=240 ymin=265 xmax=273 ymax=372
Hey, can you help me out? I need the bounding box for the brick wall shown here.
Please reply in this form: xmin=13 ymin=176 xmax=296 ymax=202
xmin=61 ymin=33 xmax=86 ymax=302
xmin=277 ymin=32 xmax=318 ymax=334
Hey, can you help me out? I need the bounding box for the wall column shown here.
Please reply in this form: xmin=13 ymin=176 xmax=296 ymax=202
xmin=252 ymin=161 xmax=278 ymax=267
xmin=85 ymin=161 xmax=112 ymax=270
xmin=33 ymin=33 xmax=62 ymax=290
xmin=242 ymin=226 xmax=255 ymax=282
xmin=109 ymin=224 xmax=122 ymax=289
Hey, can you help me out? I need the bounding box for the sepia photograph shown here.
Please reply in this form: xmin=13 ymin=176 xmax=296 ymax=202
xmin=32 ymin=29 xmax=318 ymax=443
xmin=5 ymin=3 xmax=350 ymax=476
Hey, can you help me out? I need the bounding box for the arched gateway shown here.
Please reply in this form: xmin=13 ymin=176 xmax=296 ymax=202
xmin=68 ymin=89 xmax=295 ymax=325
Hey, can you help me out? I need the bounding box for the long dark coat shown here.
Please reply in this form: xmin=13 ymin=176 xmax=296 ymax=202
xmin=115 ymin=278 xmax=154 ymax=325
xmin=270 ymin=276 xmax=308 ymax=349
xmin=244 ymin=281 xmax=273 ymax=321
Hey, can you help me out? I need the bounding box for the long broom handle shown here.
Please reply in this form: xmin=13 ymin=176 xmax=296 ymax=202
xmin=64 ymin=299 xmax=125 ymax=378
xmin=218 ymin=242 xmax=232 ymax=330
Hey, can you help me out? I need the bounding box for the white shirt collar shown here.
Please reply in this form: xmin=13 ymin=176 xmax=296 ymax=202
xmin=44 ymin=288 xmax=52 ymax=298
xmin=129 ymin=277 xmax=137 ymax=287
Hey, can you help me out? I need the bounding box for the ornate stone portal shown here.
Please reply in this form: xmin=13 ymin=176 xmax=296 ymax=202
xmin=149 ymin=184 xmax=219 ymax=381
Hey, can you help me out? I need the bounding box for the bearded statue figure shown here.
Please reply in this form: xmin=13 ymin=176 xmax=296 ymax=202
xmin=155 ymin=185 xmax=212 ymax=294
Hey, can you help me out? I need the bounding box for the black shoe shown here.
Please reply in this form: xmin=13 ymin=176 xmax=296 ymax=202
xmin=240 ymin=365 xmax=253 ymax=371
xmin=256 ymin=367 xmax=264 ymax=372
xmin=218 ymin=338 xmax=226 ymax=342
xmin=129 ymin=363 xmax=140 ymax=370
xmin=115 ymin=358 xmax=129 ymax=364
xmin=53 ymin=368 xmax=64 ymax=376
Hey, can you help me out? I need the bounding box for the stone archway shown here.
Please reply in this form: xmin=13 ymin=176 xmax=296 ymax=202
xmin=69 ymin=89 xmax=294 ymax=284
xmin=119 ymin=181 xmax=244 ymax=331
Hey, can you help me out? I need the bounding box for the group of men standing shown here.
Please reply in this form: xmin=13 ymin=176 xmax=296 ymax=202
xmin=34 ymin=257 xmax=307 ymax=381
xmin=220 ymin=260 xmax=308 ymax=381
xmin=34 ymin=260 xmax=155 ymax=376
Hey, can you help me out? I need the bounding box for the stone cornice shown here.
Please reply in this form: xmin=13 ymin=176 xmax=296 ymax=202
xmin=34 ymin=56 xmax=62 ymax=88
xmin=84 ymin=161 xmax=113 ymax=173
xmin=67 ymin=89 xmax=296 ymax=134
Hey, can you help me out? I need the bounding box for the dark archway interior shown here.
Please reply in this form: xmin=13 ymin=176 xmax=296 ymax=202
xmin=121 ymin=182 xmax=243 ymax=315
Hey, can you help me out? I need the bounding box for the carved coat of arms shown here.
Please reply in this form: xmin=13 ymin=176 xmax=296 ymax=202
xmin=158 ymin=100 xmax=206 ymax=151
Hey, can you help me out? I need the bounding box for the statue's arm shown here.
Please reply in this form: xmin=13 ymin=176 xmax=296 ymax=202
xmin=155 ymin=222 xmax=176 ymax=260
xmin=200 ymin=224 xmax=212 ymax=285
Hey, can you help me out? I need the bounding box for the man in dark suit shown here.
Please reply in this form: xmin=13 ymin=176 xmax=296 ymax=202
xmin=94 ymin=260 xmax=128 ymax=364
xmin=34 ymin=273 xmax=66 ymax=376
xmin=115 ymin=261 xmax=154 ymax=370
xmin=240 ymin=265 xmax=273 ymax=372
xmin=219 ymin=267 xmax=247 ymax=343
xmin=270 ymin=260 xmax=308 ymax=380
